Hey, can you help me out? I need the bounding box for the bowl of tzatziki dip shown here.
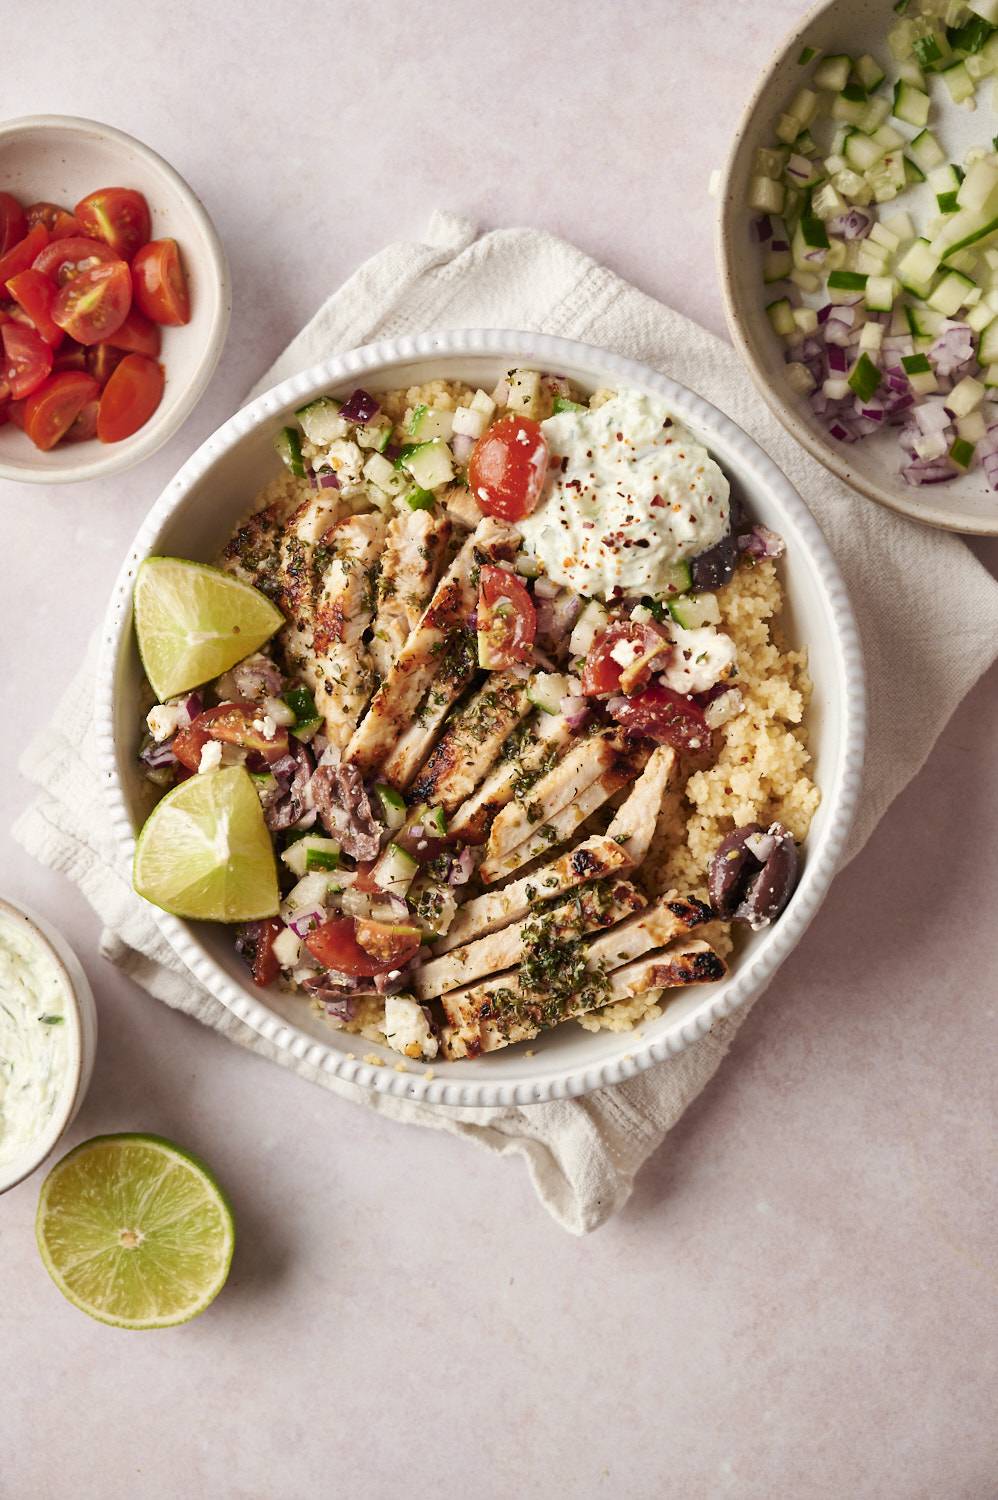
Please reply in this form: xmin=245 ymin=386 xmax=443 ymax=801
xmin=0 ymin=899 xmax=97 ymax=1194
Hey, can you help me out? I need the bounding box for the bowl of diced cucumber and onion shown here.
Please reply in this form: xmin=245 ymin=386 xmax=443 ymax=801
xmin=717 ymin=0 xmax=998 ymax=534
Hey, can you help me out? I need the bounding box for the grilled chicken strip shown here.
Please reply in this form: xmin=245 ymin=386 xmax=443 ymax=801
xmin=440 ymin=934 xmax=725 ymax=1060
xmin=344 ymin=517 xmax=519 ymax=776
xmin=413 ymin=880 xmax=646 ymax=1000
xmin=440 ymin=481 xmax=484 ymax=532
xmin=220 ymin=489 xmax=307 ymax=592
xmin=478 ymin=744 xmax=647 ymax=884
xmin=278 ymin=507 xmax=385 ymax=748
xmin=485 ymin=728 xmax=631 ymax=864
xmin=580 ymin=893 xmax=714 ymax=973
xmin=604 ymin=745 xmax=676 ymax=865
xmin=447 ymin=698 xmax=575 ymax=844
xmin=369 ymin=509 xmax=451 ymax=680
xmin=407 ymin=673 xmax=533 ymax=812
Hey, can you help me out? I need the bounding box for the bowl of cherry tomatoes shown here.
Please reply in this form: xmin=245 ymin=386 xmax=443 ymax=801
xmin=0 ymin=115 xmax=230 ymax=484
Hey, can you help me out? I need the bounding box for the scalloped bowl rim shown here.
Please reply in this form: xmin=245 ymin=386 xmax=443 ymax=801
xmin=715 ymin=0 xmax=998 ymax=537
xmin=95 ymin=328 xmax=866 ymax=1109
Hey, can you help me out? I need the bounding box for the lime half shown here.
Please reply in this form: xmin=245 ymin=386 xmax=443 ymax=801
xmin=36 ymin=1134 xmax=235 ymax=1329
xmin=134 ymin=556 xmax=284 ymax=700
xmin=133 ymin=765 xmax=279 ymax=921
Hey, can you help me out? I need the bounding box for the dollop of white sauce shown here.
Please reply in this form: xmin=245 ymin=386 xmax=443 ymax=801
xmin=518 ymin=390 xmax=730 ymax=599
xmin=0 ymin=913 xmax=71 ymax=1168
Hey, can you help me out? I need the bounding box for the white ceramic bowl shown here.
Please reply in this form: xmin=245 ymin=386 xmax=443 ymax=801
xmin=0 ymin=115 xmax=230 ymax=484
xmin=96 ymin=329 xmax=866 ymax=1109
xmin=0 ymin=898 xmax=98 ymax=1194
xmin=717 ymin=0 xmax=998 ymax=536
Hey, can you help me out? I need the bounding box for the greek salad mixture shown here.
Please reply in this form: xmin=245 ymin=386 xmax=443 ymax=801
xmin=751 ymin=0 xmax=998 ymax=487
xmin=137 ymin=371 xmax=816 ymax=1063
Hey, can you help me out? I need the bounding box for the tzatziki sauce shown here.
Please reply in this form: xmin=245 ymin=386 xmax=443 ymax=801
xmin=518 ymin=389 xmax=730 ymax=599
xmin=0 ymin=910 xmax=72 ymax=1168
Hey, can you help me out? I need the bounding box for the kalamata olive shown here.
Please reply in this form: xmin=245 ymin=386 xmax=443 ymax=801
xmin=735 ymin=823 xmax=799 ymax=931
xmin=708 ymin=823 xmax=764 ymax=917
xmin=690 ymin=529 xmax=738 ymax=591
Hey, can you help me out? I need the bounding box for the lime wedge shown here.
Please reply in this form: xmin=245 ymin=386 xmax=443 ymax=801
xmin=36 ymin=1134 xmax=235 ymax=1329
xmin=134 ymin=556 xmax=284 ymax=700
xmin=133 ymin=765 xmax=279 ymax=921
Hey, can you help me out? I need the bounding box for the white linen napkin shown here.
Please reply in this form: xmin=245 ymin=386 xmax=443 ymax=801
xmin=15 ymin=214 xmax=998 ymax=1234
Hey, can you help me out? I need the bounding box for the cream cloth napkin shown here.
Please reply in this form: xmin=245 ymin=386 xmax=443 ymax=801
xmin=15 ymin=214 xmax=998 ymax=1234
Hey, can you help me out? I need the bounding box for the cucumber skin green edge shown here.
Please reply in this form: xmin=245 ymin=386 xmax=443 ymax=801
xmin=35 ymin=1133 xmax=236 ymax=1331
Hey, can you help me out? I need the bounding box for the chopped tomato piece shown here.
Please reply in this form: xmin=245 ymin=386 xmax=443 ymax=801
xmin=86 ymin=342 xmax=124 ymax=388
xmin=23 ymin=371 xmax=100 ymax=451
xmin=6 ymin=398 xmax=26 ymax=429
xmin=468 ymin=413 xmax=548 ymax=523
xmin=26 ymin=202 xmax=82 ymax=239
xmin=131 ymin=238 xmax=190 ymax=325
xmin=172 ymin=701 xmax=289 ymax=772
xmin=0 ymin=222 xmax=48 ymax=288
xmin=52 ymin=260 xmax=131 ymax=345
xmin=62 ymin=397 xmax=99 ymax=442
xmin=0 ymin=193 xmax=27 ymax=258
xmin=608 ymin=682 xmax=712 ymax=756
xmin=5 ymin=269 xmax=64 ymax=348
xmin=106 ymin=305 xmax=161 ymax=357
xmin=581 ymin=620 xmax=670 ymax=698
xmin=477 ymin=564 xmax=536 ymax=668
xmin=354 ymin=919 xmax=422 ymax=969
xmin=53 ymin=339 xmax=87 ymax=372
xmin=305 ymin=917 xmax=407 ymax=977
xmin=75 ymin=187 xmax=151 ymax=262
xmin=96 ymin=352 xmax=164 ymax=442
xmin=2 ymin=322 xmax=53 ymax=398
xmin=32 ymin=235 xmax=120 ymax=286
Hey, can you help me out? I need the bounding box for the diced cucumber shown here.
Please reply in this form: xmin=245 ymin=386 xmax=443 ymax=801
xmin=865 ymin=275 xmax=897 ymax=312
xmin=966 ymin=301 xmax=996 ymax=332
xmin=904 ymin=156 xmax=927 ymax=186
xmin=933 ymin=207 xmax=998 ymax=261
xmin=766 ymin=298 xmax=797 ymax=337
xmin=949 ymin=437 xmax=976 ymax=469
xmin=790 ymin=269 xmax=821 ymax=293
xmin=957 ymin=409 xmax=988 ymax=443
xmin=786 ymin=361 xmax=816 ymax=394
xmin=844 ymin=132 xmax=886 ymax=172
xmin=869 ymin=222 xmax=900 ymax=253
xmin=984 ymin=362 xmax=998 ymax=387
xmin=658 ymin=560 xmax=694 ymax=597
xmin=832 ymin=84 xmax=870 ymax=127
xmin=902 ymin=353 xmax=939 ymax=394
xmin=295 ymin=397 xmax=347 ymax=446
xmin=908 ymin=129 xmax=945 ymax=173
xmin=929 ymin=163 xmax=962 ymax=206
xmin=372 ymin=842 xmax=419 ymax=894
xmin=948 ymin=248 xmax=979 ymax=275
xmin=408 ymin=405 xmax=454 ymax=442
xmin=281 ymin=871 xmax=336 ymax=924
xmin=551 ymin=396 xmax=587 ymax=415
xmin=527 ymin=672 xmax=566 ymax=715
xmin=854 ymin=52 xmax=885 ymax=89
xmin=941 ymin=60 xmax=974 ymax=102
xmin=859 ymin=321 xmax=884 ymax=353
xmin=868 ymin=151 xmax=906 ymax=203
xmin=911 ymin=23 xmax=948 ymax=70
xmin=355 ymin=415 xmax=393 ymax=452
xmin=949 ymin=12 xmax=996 ymax=51
xmin=405 ymin=487 xmax=436 ymax=512
xmin=793 ymin=307 xmax=819 ymax=333
xmin=979 ymin=317 xmax=998 ymax=362
xmin=897 ymin=238 xmax=941 ymax=297
xmin=568 ymin=600 xmax=609 ymax=657
xmin=926 ymin=269 xmax=976 ymax=316
xmin=895 ymin=55 xmax=924 ymax=88
xmin=831 ymin=168 xmax=872 ymax=203
xmin=893 ymin=79 xmax=930 ymax=125
xmin=400 ymin=439 xmax=455 ymax=491
xmin=810 ymin=181 xmax=846 ymax=220
xmin=798 ymin=45 xmax=818 ymax=64
xmin=668 ymin=592 xmax=721 ymax=628
xmin=374 ymin=784 xmax=407 ymax=832
xmin=749 ymin=176 xmax=785 ymax=214
xmin=785 ymin=152 xmax=824 ymax=189
xmin=948 ymin=375 xmax=986 ymax=416
xmin=794 ymin=129 xmax=818 ymax=156
xmin=855 ymin=243 xmax=891 ymax=275
xmin=860 ymin=96 xmax=892 ymax=133
xmin=884 ymin=209 xmax=915 ymax=241
xmin=281 ymin=836 xmax=342 ymax=878
xmin=775 ymin=113 xmax=802 ymax=147
xmin=425 ymin=805 xmax=447 ymax=838
xmin=957 ymin=159 xmax=998 ymax=213
xmin=847 ymin=353 xmax=882 ymax=402
xmin=828 ymin=270 xmax=868 ymax=293
xmin=363 ymin=451 xmax=407 ymax=497
xmin=788 ymin=88 xmax=819 ymax=126
xmin=762 ymin=248 xmax=792 ymax=284
xmin=814 ymin=53 xmax=851 ymax=90
xmin=274 ymin=426 xmax=305 ymax=478
xmin=755 ymin=145 xmax=787 ymax=179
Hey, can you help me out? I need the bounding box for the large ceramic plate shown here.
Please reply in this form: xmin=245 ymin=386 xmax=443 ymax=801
xmin=96 ymin=329 xmax=865 ymax=1109
xmin=717 ymin=0 xmax=998 ymax=535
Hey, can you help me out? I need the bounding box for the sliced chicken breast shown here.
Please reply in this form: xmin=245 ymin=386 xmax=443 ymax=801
xmin=407 ymin=673 xmax=533 ymax=812
xmin=369 ymin=509 xmax=451 ymax=680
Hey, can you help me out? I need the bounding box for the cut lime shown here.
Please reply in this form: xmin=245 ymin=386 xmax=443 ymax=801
xmin=134 ymin=556 xmax=284 ymax=700
xmin=133 ymin=765 xmax=279 ymax=921
xmin=36 ymin=1134 xmax=235 ymax=1329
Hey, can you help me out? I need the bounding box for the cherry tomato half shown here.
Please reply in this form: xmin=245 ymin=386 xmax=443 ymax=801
xmin=5 ymin=269 xmax=64 ymax=348
xmin=26 ymin=202 xmax=82 ymax=239
xmin=468 ymin=413 xmax=548 ymax=523
xmin=106 ymin=305 xmax=161 ymax=357
xmin=52 ymin=339 xmax=87 ymax=373
xmin=305 ymin=917 xmax=419 ymax=977
xmin=131 ymin=238 xmax=190 ymax=325
xmin=52 ymin=260 xmax=132 ymax=345
xmin=354 ymin=918 xmax=422 ymax=968
xmin=171 ymin=702 xmax=289 ymax=772
xmin=6 ymin=398 xmax=26 ymax=429
xmin=32 ymin=235 xmax=119 ymax=286
xmin=0 ymin=193 xmax=27 ymax=257
xmin=608 ymin=682 xmax=712 ymax=757
xmin=0 ymin=222 xmax=49 ymax=288
xmin=581 ymin=620 xmax=670 ymax=698
xmin=75 ymin=187 xmax=151 ymax=262
xmin=23 ymin=371 xmax=100 ymax=451
xmin=86 ymin=342 xmax=124 ymax=388
xmin=2 ymin=322 xmax=53 ymax=399
xmin=96 ymin=352 xmax=164 ymax=442
xmin=477 ymin=564 xmax=536 ymax=668
xmin=62 ymin=397 xmax=99 ymax=443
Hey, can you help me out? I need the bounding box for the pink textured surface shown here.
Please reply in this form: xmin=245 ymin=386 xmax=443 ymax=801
xmin=2 ymin=2 xmax=995 ymax=1496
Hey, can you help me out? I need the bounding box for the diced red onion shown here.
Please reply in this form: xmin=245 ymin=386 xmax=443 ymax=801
xmin=828 ymin=209 xmax=872 ymax=240
xmin=559 ymin=692 xmax=591 ymax=730
xmin=913 ymin=401 xmax=951 ymax=435
xmin=451 ymin=433 xmax=474 ymax=463
xmin=174 ymin=691 xmax=203 ymax=730
xmin=770 ymin=239 xmax=790 ymax=253
xmin=827 ymin=344 xmax=848 ymax=373
xmin=289 ymin=910 xmax=325 ymax=937
xmin=307 ymin=470 xmax=318 ymax=489
xmin=340 ymin=388 xmax=380 ymax=424
xmin=753 ymin=215 xmax=773 ymax=243
xmin=902 ymin=461 xmax=957 ymax=486
xmin=318 ymin=472 xmax=340 ymax=489
xmin=448 ymin=847 xmax=476 ymax=886
xmin=533 ymin=575 xmax=560 ymax=599
xmin=140 ymin=738 xmax=177 ymax=769
xmin=738 ymin=525 xmax=786 ymax=559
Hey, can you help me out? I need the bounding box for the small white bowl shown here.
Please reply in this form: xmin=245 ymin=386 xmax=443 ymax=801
xmin=96 ymin=329 xmax=866 ymax=1110
xmin=0 ymin=115 xmax=230 ymax=485
xmin=0 ymin=899 xmax=98 ymax=1194
xmin=717 ymin=0 xmax=998 ymax=536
